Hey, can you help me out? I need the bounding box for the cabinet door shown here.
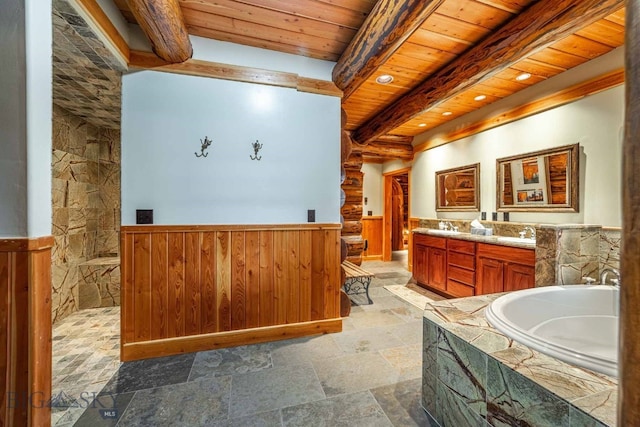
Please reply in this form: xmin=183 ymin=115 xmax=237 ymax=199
xmin=413 ymin=244 xmax=429 ymax=285
xmin=504 ymin=263 xmax=535 ymax=292
xmin=477 ymin=257 xmax=504 ymax=295
xmin=428 ymin=247 xmax=447 ymax=291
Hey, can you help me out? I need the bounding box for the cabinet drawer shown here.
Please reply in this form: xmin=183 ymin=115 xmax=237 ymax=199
xmin=448 ymin=251 xmax=475 ymax=270
xmin=477 ymin=242 xmax=534 ymax=265
xmin=448 ymin=265 xmax=475 ymax=286
xmin=414 ymin=233 xmax=447 ymax=249
xmin=447 ymin=239 xmax=475 ymax=254
xmin=447 ymin=280 xmax=475 ymax=298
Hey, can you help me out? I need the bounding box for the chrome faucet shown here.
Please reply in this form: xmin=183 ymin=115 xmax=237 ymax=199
xmin=442 ymin=221 xmax=458 ymax=232
xmin=600 ymin=268 xmax=621 ymax=286
xmin=519 ymin=225 xmax=536 ymax=240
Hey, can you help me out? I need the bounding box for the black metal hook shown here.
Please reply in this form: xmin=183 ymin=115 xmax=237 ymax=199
xmin=250 ymin=140 xmax=263 ymax=161
xmin=195 ymin=136 xmax=212 ymax=158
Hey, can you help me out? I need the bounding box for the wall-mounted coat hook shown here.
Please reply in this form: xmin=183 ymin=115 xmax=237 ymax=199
xmin=250 ymin=140 xmax=263 ymax=161
xmin=195 ymin=136 xmax=212 ymax=158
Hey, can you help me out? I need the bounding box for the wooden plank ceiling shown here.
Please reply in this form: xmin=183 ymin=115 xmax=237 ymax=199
xmin=115 ymin=0 xmax=625 ymax=161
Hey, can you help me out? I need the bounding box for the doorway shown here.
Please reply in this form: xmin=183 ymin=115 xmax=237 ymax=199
xmin=383 ymin=168 xmax=411 ymax=262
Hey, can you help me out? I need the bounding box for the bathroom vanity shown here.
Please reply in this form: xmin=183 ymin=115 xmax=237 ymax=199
xmin=412 ymin=228 xmax=535 ymax=297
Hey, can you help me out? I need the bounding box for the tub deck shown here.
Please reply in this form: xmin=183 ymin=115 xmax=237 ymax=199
xmin=422 ymin=293 xmax=617 ymax=427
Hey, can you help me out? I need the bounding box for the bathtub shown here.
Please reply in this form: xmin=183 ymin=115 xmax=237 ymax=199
xmin=485 ymin=285 xmax=619 ymax=377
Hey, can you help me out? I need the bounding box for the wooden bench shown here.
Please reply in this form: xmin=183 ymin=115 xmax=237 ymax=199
xmin=341 ymin=260 xmax=374 ymax=304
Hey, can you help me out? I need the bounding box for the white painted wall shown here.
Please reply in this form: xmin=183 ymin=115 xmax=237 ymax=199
xmin=95 ymin=0 xmax=129 ymax=43
xmin=0 ymin=0 xmax=52 ymax=238
xmin=25 ymin=0 xmax=53 ymax=237
xmin=189 ymin=37 xmax=335 ymax=80
xmin=126 ymin=34 xmax=336 ymax=81
xmin=121 ymin=71 xmax=340 ymax=225
xmin=404 ymin=85 xmax=623 ymax=227
xmin=362 ymin=163 xmax=383 ymax=216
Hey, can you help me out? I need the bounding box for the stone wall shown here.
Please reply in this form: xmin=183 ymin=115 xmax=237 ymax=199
xmin=51 ymin=105 xmax=121 ymax=323
xmin=600 ymin=227 xmax=621 ymax=272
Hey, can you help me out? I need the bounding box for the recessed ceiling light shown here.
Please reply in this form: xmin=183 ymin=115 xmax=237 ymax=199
xmin=474 ymin=95 xmax=486 ymax=101
xmin=375 ymin=74 xmax=394 ymax=84
xmin=516 ymin=72 xmax=532 ymax=81
xmin=418 ymin=123 xmax=427 ymax=127
xmin=442 ymin=111 xmax=452 ymax=116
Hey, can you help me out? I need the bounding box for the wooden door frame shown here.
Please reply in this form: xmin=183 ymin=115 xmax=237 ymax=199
xmin=382 ymin=167 xmax=411 ymax=262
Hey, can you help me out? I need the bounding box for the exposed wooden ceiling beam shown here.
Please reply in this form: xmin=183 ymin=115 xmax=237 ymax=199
xmin=129 ymin=50 xmax=342 ymax=97
xmin=361 ymin=139 xmax=414 ymax=161
xmin=332 ymin=0 xmax=445 ymax=99
xmin=351 ymin=0 xmax=624 ymax=146
xmin=126 ymin=0 xmax=193 ymax=63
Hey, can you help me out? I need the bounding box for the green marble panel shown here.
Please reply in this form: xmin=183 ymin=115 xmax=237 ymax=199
xmin=436 ymin=380 xmax=487 ymax=427
xmin=487 ymin=357 xmax=570 ymax=427
xmin=437 ymin=329 xmax=487 ymax=417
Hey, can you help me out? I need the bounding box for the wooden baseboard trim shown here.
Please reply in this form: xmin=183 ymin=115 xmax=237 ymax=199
xmin=0 ymin=236 xmax=55 ymax=252
xmin=362 ymin=255 xmax=383 ymax=261
xmin=121 ymin=318 xmax=343 ymax=361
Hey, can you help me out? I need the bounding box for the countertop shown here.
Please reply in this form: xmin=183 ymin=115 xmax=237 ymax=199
xmin=424 ymin=295 xmax=617 ymax=426
xmin=412 ymin=227 xmax=536 ymax=249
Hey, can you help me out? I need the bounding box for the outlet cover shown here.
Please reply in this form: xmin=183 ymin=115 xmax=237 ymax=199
xmin=492 ymin=212 xmax=498 ymax=221
xmin=481 ymin=212 xmax=486 ymax=220
xmin=307 ymin=209 xmax=316 ymax=223
xmin=503 ymin=212 xmax=510 ymax=222
xmin=136 ymin=209 xmax=153 ymax=225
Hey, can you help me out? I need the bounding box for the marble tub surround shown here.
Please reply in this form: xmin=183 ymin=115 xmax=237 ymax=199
xmin=535 ymin=224 xmax=602 ymax=286
xmin=422 ymin=295 xmax=617 ymax=427
xmin=52 ymin=105 xmax=121 ymax=323
xmin=600 ymin=227 xmax=621 ymax=273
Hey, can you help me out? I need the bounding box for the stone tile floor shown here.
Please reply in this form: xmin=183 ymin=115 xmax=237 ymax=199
xmin=51 ymin=306 xmax=122 ymax=426
xmin=54 ymin=251 xmax=443 ymax=426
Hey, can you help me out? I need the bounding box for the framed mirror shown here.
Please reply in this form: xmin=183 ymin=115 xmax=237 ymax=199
xmin=496 ymin=143 xmax=579 ymax=212
xmin=436 ymin=163 xmax=480 ymax=211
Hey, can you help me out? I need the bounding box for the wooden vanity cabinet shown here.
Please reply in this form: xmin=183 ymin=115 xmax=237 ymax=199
xmin=413 ymin=234 xmax=447 ymax=292
xmin=476 ymin=243 xmax=535 ymax=295
xmin=413 ymin=234 xmax=535 ymax=297
xmin=446 ymin=239 xmax=476 ymax=297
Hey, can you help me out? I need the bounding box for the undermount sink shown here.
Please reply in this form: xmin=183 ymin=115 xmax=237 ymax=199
xmin=496 ymin=236 xmax=536 ymax=244
xmin=428 ymin=229 xmax=461 ymax=236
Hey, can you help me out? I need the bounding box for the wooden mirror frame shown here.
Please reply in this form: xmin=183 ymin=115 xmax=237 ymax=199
xmin=435 ymin=163 xmax=480 ymax=212
xmin=496 ymin=143 xmax=579 ymax=212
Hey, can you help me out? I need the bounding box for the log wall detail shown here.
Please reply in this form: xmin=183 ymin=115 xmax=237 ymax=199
xmin=0 ymin=237 xmax=53 ymax=427
xmin=120 ymin=224 xmax=342 ymax=361
xmin=341 ymin=144 xmax=365 ymax=265
xmin=621 ymin=1 xmax=640 ymax=423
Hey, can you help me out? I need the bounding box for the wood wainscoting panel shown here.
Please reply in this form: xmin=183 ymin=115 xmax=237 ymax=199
xmin=120 ymin=224 xmax=342 ymax=361
xmin=408 ymin=217 xmax=420 ymax=272
xmin=0 ymin=237 xmax=53 ymax=427
xmin=362 ymin=216 xmax=383 ymax=260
